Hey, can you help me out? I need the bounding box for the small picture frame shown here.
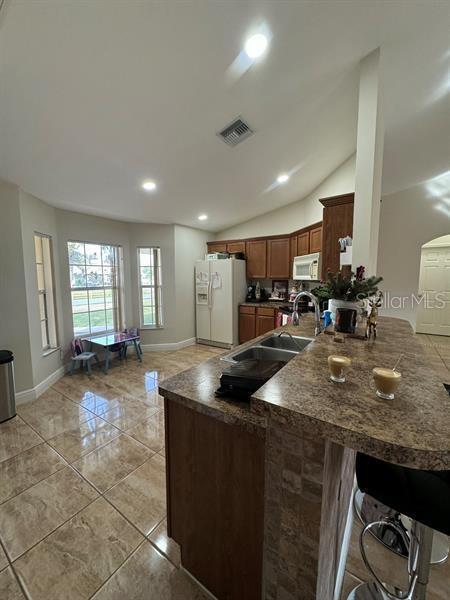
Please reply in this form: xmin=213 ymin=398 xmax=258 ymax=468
xmin=271 ymin=280 xmax=288 ymax=299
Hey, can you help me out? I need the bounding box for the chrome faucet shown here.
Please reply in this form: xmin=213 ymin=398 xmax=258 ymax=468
xmin=292 ymin=291 xmax=322 ymax=336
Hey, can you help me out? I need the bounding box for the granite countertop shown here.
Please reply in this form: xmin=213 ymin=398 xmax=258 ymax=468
xmin=240 ymin=301 xmax=292 ymax=308
xmin=159 ymin=315 xmax=450 ymax=469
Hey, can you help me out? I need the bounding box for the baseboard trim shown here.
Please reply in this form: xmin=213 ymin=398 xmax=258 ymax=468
xmin=141 ymin=337 xmax=196 ymax=352
xmin=15 ymin=366 xmax=65 ymax=405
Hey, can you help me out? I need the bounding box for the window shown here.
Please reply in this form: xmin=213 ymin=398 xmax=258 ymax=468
xmin=138 ymin=247 xmax=163 ymax=328
xmin=68 ymin=241 xmax=123 ymax=336
xmin=34 ymin=234 xmax=58 ymax=352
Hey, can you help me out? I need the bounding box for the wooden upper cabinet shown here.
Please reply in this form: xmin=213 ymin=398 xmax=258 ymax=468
xmin=227 ymin=241 xmax=246 ymax=255
xmin=320 ymin=193 xmax=354 ymax=278
xmin=297 ymin=232 xmax=310 ymax=256
xmin=309 ymin=226 xmax=322 ymax=254
xmin=207 ymin=242 xmax=227 ymax=254
xmin=289 ymin=235 xmax=297 ymax=274
xmin=246 ymin=240 xmax=267 ymax=279
xmin=267 ymin=237 xmax=290 ymax=279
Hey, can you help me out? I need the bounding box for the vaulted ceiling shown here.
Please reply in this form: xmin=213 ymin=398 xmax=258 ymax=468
xmin=0 ymin=1 xmax=448 ymax=231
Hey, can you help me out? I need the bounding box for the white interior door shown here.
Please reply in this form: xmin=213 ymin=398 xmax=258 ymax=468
xmin=210 ymin=260 xmax=233 ymax=344
xmin=416 ymin=246 xmax=450 ymax=335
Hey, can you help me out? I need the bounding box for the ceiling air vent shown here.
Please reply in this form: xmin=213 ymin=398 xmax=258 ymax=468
xmin=217 ymin=117 xmax=254 ymax=147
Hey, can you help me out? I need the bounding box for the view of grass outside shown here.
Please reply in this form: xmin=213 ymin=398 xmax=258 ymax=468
xmin=68 ymin=241 xmax=120 ymax=336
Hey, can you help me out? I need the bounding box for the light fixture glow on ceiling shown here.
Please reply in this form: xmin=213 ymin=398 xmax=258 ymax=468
xmin=142 ymin=180 xmax=157 ymax=191
xmin=198 ymin=214 xmax=208 ymax=221
xmin=244 ymin=33 xmax=269 ymax=59
xmin=277 ymin=173 xmax=290 ymax=184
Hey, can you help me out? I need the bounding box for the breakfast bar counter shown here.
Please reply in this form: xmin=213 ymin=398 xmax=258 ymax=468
xmin=159 ymin=315 xmax=450 ymax=600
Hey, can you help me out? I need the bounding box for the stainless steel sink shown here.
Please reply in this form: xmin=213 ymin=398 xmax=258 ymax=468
xmin=228 ymin=346 xmax=297 ymax=363
xmin=260 ymin=334 xmax=313 ymax=352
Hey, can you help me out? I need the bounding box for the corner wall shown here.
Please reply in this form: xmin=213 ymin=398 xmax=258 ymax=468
xmin=0 ymin=181 xmax=33 ymax=392
xmin=377 ymin=176 xmax=450 ymax=328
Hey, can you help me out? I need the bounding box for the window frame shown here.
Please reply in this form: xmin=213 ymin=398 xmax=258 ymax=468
xmin=137 ymin=246 xmax=163 ymax=329
xmin=34 ymin=232 xmax=59 ymax=354
xmin=67 ymin=239 xmax=124 ymax=338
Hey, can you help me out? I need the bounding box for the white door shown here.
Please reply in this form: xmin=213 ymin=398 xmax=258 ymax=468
xmin=195 ymin=261 xmax=211 ymax=340
xmin=416 ymin=246 xmax=450 ymax=335
xmin=210 ymin=260 xmax=233 ymax=345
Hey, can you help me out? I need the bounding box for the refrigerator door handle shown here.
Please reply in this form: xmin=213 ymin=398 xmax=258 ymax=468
xmin=208 ymin=279 xmax=213 ymax=310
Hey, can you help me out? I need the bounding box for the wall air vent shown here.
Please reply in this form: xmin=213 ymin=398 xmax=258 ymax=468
xmin=217 ymin=117 xmax=254 ymax=147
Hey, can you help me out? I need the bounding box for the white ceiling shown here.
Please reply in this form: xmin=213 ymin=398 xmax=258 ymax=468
xmin=0 ymin=1 xmax=448 ymax=232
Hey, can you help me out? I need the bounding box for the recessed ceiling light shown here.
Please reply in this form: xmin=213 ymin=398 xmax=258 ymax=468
xmin=244 ymin=33 xmax=269 ymax=59
xmin=277 ymin=173 xmax=289 ymax=184
xmin=142 ymin=180 xmax=157 ymax=192
xmin=198 ymin=214 xmax=208 ymax=221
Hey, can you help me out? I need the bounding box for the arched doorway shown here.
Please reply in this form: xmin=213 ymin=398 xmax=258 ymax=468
xmin=416 ymin=234 xmax=450 ymax=336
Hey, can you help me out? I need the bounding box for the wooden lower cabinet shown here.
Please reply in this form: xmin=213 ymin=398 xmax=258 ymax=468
xmin=239 ymin=306 xmax=277 ymax=342
xmin=165 ymin=398 xmax=265 ymax=600
xmin=239 ymin=307 xmax=256 ymax=343
xmin=256 ymin=307 xmax=276 ymax=337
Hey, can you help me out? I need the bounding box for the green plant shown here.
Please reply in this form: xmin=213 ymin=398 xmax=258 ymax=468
xmin=311 ymin=269 xmax=382 ymax=302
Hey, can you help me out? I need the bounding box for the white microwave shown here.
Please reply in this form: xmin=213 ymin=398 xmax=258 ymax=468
xmin=293 ymin=252 xmax=321 ymax=281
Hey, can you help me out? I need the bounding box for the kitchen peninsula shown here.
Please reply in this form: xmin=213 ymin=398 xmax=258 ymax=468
xmin=159 ymin=316 xmax=450 ymax=600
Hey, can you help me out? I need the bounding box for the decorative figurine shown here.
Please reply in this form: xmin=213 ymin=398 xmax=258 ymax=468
xmin=366 ymin=291 xmax=383 ymax=340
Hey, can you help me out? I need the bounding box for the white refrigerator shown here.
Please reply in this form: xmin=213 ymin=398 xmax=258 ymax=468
xmin=195 ymin=259 xmax=247 ymax=348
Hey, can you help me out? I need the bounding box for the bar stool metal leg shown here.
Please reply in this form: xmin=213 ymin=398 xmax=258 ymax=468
xmin=354 ymin=489 xmax=449 ymax=564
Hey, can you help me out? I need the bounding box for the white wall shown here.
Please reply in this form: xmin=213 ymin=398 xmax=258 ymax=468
xmin=377 ymin=177 xmax=450 ymax=328
xmin=174 ymin=225 xmax=210 ymax=342
xmin=0 ymin=181 xmax=34 ymax=392
xmin=215 ymin=154 xmax=356 ymax=239
xmin=19 ymin=190 xmax=64 ymax=386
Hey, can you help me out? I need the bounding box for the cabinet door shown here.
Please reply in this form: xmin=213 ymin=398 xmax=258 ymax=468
xmin=208 ymin=242 xmax=227 ymax=254
xmin=227 ymin=241 xmax=246 ymax=255
xmin=246 ymin=240 xmax=267 ymax=278
xmin=239 ymin=312 xmax=256 ymax=343
xmin=256 ymin=314 xmax=275 ymax=337
xmin=297 ymin=232 xmax=310 ymax=256
xmin=166 ymin=399 xmax=265 ymax=600
xmin=309 ymin=226 xmax=322 ymax=254
xmin=267 ymin=238 xmax=290 ymax=279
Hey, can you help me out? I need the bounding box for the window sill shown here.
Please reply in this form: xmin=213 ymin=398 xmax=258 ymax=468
xmin=42 ymin=346 xmax=60 ymax=358
xmin=140 ymin=325 xmax=164 ymax=331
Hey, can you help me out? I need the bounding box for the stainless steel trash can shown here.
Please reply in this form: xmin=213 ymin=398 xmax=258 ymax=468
xmin=0 ymin=350 xmax=16 ymax=423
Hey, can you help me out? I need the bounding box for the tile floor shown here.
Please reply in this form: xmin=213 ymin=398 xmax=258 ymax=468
xmin=0 ymin=344 xmax=222 ymax=600
xmin=0 ymin=338 xmax=448 ymax=599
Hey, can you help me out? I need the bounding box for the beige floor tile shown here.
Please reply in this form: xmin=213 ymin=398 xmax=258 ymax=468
xmin=148 ymin=518 xmax=180 ymax=567
xmin=14 ymin=498 xmax=143 ymax=600
xmin=99 ymin=398 xmax=159 ymax=431
xmin=54 ymin=376 xmax=117 ymax=403
xmin=0 ymin=442 xmax=67 ymax=504
xmin=17 ymin=393 xmax=93 ymax=439
xmin=47 ymin=415 xmax=121 ymax=463
xmin=91 ymin=540 xmax=207 ymax=600
xmin=78 ymin=389 xmax=123 ymax=414
xmin=126 ymin=409 xmax=165 ymax=451
xmin=72 ymin=434 xmax=152 ymax=493
xmin=0 ymin=567 xmax=25 ymax=599
xmin=0 ymin=416 xmax=42 ymax=464
xmin=105 ymin=454 xmax=166 ymax=536
xmin=0 ymin=543 xmax=8 ymax=571
xmin=340 ymin=571 xmax=363 ymax=599
xmin=0 ymin=467 xmax=98 ymax=560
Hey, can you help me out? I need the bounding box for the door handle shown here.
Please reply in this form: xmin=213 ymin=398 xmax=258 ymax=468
xmin=208 ymin=280 xmax=213 ymax=309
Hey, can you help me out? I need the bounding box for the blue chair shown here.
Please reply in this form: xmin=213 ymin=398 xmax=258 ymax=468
xmin=69 ymin=338 xmax=99 ymax=376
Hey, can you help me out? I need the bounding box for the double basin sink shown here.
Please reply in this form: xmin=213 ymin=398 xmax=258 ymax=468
xmin=221 ymin=333 xmax=313 ymax=364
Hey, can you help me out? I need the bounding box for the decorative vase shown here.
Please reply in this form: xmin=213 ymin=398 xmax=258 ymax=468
xmin=328 ymin=299 xmax=361 ymax=325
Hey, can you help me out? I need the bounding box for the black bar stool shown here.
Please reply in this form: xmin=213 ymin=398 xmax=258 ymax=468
xmin=348 ymin=453 xmax=450 ymax=600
